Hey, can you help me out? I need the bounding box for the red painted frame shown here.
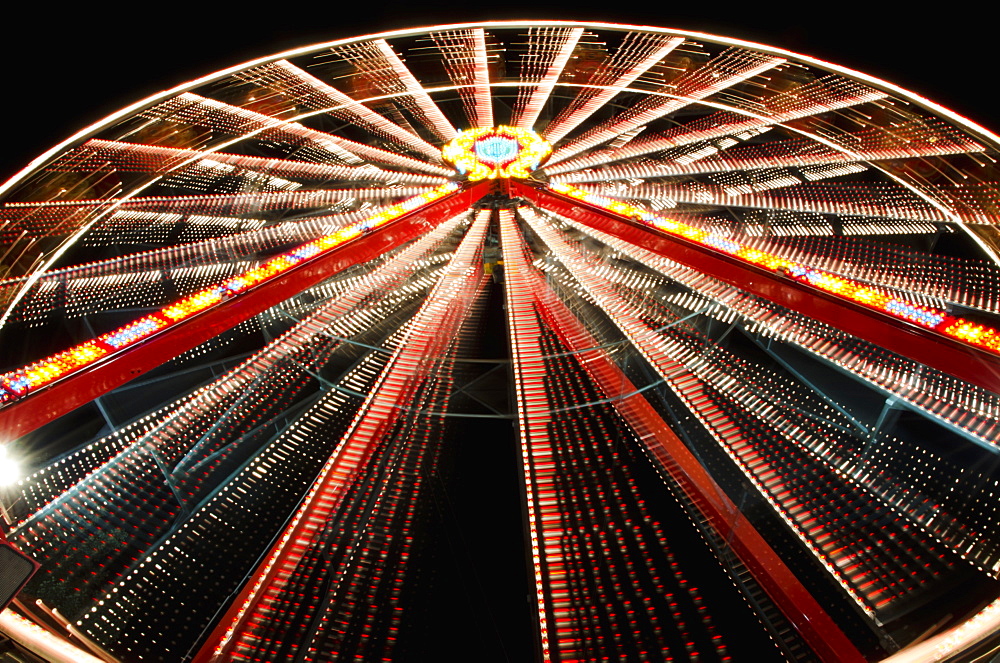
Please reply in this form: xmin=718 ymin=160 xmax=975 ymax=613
xmin=513 ymin=180 xmax=1000 ymax=395
xmin=525 ymin=251 xmax=865 ymax=663
xmin=0 ymin=183 xmax=487 ymax=441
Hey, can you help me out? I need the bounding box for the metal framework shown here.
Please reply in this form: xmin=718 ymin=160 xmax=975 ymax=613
xmin=2 ymin=22 xmax=1000 ymax=663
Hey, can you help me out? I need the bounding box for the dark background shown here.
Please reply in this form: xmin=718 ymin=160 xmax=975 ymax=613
xmin=0 ymin=1 xmax=995 ymax=184
xmin=0 ymin=6 xmax=992 ymax=658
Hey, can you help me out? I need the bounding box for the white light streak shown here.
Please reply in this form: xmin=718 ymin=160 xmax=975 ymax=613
xmin=430 ymin=29 xmax=495 ymax=129
xmin=547 ymin=50 xmax=783 ymax=164
xmin=237 ymin=60 xmax=442 ymax=160
xmin=512 ymin=27 xmax=584 ymax=130
xmin=542 ymin=34 xmax=683 ymax=143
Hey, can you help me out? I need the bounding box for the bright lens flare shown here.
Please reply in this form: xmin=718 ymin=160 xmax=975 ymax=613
xmin=0 ymin=445 xmax=20 ymax=486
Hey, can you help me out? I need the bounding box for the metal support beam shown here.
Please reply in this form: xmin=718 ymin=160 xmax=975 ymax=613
xmin=511 ymin=180 xmax=1000 ymax=395
xmin=0 ymin=182 xmax=489 ymax=440
xmin=512 ymin=208 xmax=865 ymax=663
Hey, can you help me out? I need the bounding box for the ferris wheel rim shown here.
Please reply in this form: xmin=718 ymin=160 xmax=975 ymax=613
xmin=3 ymin=22 xmax=1000 ymax=661
xmin=3 ymin=20 xmax=999 ymax=205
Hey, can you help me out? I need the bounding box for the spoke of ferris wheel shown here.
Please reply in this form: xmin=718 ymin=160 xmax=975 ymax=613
xmin=135 ymin=92 xmax=353 ymax=163
xmin=55 ymin=139 xmax=448 ymax=186
xmin=430 ymin=28 xmax=494 ymax=129
xmin=11 ymin=210 xmax=467 ymax=531
xmin=136 ymin=93 xmax=450 ymax=175
xmin=370 ymin=38 xmax=458 ymax=141
xmin=329 ymin=39 xmax=458 ymax=143
xmin=562 ymin=216 xmax=1000 ymax=450
xmin=582 ymin=180 xmax=952 ymax=226
xmin=497 ymin=207 xmax=556 ymax=663
xmin=515 ymin=181 xmax=1000 ymax=394
xmin=0 ymin=199 xmax=423 ymax=326
xmin=50 ymin=143 xmax=301 ymax=194
xmin=521 ymin=205 xmax=967 ymax=623
xmin=512 ymin=207 xmax=864 ymax=662
xmin=541 ymin=33 xmax=684 ymax=144
xmin=51 ymin=187 xmax=431 ymax=216
xmin=591 ymin=162 xmax=880 ymax=217
xmin=0 ymin=203 xmax=381 ymax=296
xmin=545 ymin=50 xmax=784 ymax=164
xmin=545 ymin=77 xmax=887 ymax=174
xmin=0 ymin=183 xmax=483 ymax=440
xmin=0 ymin=186 xmax=435 ymax=246
xmin=552 ymin=120 xmax=985 ymax=183
xmin=555 ymin=158 xmax=866 ymax=189
xmin=511 ymin=27 xmax=584 ymax=131
xmin=195 ymin=209 xmax=490 ymax=661
xmin=235 ymin=60 xmax=442 ymax=161
xmin=507 ymin=221 xmax=701 ymax=659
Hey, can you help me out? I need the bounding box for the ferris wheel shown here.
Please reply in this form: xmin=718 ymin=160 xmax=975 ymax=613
xmin=1 ymin=22 xmax=1000 ymax=662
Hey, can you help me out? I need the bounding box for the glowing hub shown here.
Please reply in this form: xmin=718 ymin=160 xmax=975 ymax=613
xmin=442 ymin=126 xmax=551 ymax=181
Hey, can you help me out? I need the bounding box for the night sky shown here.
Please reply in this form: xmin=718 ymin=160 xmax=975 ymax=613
xmin=0 ymin=2 xmax=996 ymax=185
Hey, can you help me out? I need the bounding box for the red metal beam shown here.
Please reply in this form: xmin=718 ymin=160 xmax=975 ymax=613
xmin=513 ymin=180 xmax=1000 ymax=394
xmin=0 ymin=182 xmax=488 ymax=441
xmin=522 ymin=232 xmax=865 ymax=663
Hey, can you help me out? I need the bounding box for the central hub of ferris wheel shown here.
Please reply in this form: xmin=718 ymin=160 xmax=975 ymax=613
xmin=442 ymin=126 xmax=551 ymax=181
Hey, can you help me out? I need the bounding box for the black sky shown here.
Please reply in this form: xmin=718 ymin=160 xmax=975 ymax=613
xmin=1 ymin=2 xmax=995 ymax=184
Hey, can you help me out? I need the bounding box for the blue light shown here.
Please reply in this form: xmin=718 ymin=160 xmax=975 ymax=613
xmin=2 ymin=373 xmax=30 ymax=396
xmin=885 ymin=300 xmax=944 ymax=327
xmin=104 ymin=319 xmax=162 ymax=349
xmin=474 ymin=136 xmax=519 ymax=165
xmin=703 ymin=236 xmax=741 ymax=254
xmin=291 ymin=245 xmax=320 ymax=260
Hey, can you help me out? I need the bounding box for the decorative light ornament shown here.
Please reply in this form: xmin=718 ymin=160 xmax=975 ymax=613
xmin=442 ymin=126 xmax=551 ymax=181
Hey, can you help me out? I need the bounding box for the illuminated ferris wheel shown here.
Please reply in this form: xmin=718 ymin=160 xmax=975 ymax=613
xmin=2 ymin=22 xmax=1000 ymax=662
